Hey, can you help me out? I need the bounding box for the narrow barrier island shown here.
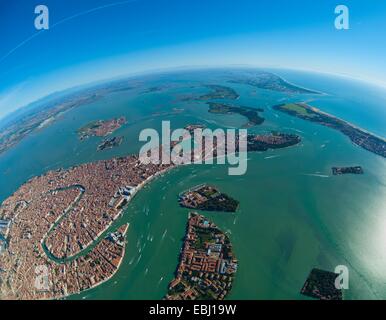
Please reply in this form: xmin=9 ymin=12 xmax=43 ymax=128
xmin=273 ymin=103 xmax=386 ymax=158
xmin=229 ymin=72 xmax=320 ymax=94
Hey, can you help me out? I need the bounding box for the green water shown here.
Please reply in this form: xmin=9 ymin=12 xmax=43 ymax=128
xmin=0 ymin=69 xmax=385 ymax=299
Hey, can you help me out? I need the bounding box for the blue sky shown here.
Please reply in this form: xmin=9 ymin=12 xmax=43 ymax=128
xmin=1 ymin=0 xmax=386 ymax=119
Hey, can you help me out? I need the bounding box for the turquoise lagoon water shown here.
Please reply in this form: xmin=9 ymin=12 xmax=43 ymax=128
xmin=0 ymin=69 xmax=385 ymax=300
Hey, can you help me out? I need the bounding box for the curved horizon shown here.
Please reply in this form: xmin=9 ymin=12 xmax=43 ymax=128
xmin=1 ymin=0 xmax=386 ymax=120
xmin=2 ymin=63 xmax=386 ymax=125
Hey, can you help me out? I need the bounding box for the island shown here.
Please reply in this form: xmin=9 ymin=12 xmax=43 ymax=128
xmin=0 ymin=72 xmax=306 ymax=156
xmin=300 ymin=268 xmax=343 ymax=300
xmin=198 ymin=85 xmax=239 ymax=100
xmin=245 ymin=132 xmax=301 ymax=152
xmin=207 ymin=102 xmax=265 ymax=127
xmin=332 ymin=166 xmax=364 ymax=175
xmin=273 ymin=103 xmax=386 ymax=158
xmin=165 ymin=212 xmax=238 ymax=300
xmin=78 ymin=117 xmax=126 ymax=140
xmin=229 ymin=71 xmax=319 ymax=94
xmin=179 ymin=184 xmax=239 ymax=212
xmin=143 ymin=84 xmax=173 ymax=94
xmin=0 ymin=154 xmax=173 ymax=299
xmin=97 ymin=136 xmax=124 ymax=151
xmin=0 ymin=79 xmax=135 ymax=155
xmin=0 ymin=130 xmax=300 ymax=300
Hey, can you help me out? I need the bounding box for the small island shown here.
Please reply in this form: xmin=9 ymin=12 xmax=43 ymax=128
xmin=273 ymin=103 xmax=386 ymax=158
xmin=143 ymin=84 xmax=172 ymax=94
xmin=179 ymin=184 xmax=239 ymax=212
xmin=245 ymin=132 xmax=301 ymax=152
xmin=165 ymin=212 xmax=238 ymax=300
xmin=199 ymin=85 xmax=239 ymax=100
xmin=207 ymin=102 xmax=264 ymax=127
xmin=300 ymin=268 xmax=343 ymax=300
xmin=97 ymin=136 xmax=124 ymax=151
xmin=332 ymin=166 xmax=364 ymax=175
xmin=0 ymin=80 xmax=134 ymax=156
xmin=78 ymin=116 xmax=126 ymax=140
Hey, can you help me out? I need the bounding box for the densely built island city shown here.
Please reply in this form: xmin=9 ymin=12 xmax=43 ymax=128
xmin=0 ymin=71 xmax=384 ymax=300
xmin=0 ymin=127 xmax=300 ymax=299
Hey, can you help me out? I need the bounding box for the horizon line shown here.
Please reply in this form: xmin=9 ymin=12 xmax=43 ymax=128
xmin=1 ymin=63 xmax=386 ymax=123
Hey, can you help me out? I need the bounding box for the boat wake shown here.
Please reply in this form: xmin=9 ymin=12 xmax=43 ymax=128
xmin=302 ymin=173 xmax=330 ymax=178
xmin=264 ymin=155 xmax=280 ymax=160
